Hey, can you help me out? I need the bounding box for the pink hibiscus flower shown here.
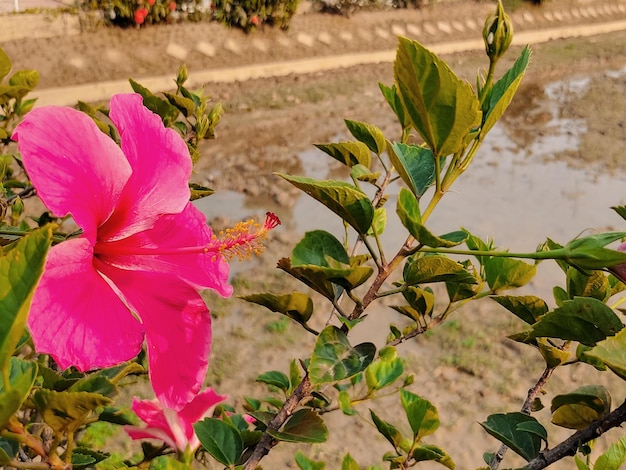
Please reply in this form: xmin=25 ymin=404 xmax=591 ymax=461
xmin=126 ymin=388 xmax=227 ymax=454
xmin=13 ymin=94 xmax=236 ymax=409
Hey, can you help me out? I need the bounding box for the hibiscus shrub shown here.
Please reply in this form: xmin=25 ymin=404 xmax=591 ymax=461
xmin=79 ymin=0 xmax=206 ymax=27
xmin=212 ymin=0 xmax=299 ymax=31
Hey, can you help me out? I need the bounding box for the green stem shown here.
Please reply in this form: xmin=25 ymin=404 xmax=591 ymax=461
xmin=419 ymin=246 xmax=571 ymax=262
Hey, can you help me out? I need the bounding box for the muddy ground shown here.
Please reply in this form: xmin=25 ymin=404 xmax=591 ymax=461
xmin=3 ymin=2 xmax=626 ymax=468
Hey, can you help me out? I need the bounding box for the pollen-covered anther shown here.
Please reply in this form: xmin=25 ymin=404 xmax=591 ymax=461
xmin=211 ymin=212 xmax=281 ymax=261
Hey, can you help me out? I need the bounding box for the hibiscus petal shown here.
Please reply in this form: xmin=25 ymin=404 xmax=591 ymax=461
xmin=13 ymin=107 xmax=131 ymax=243
xmin=126 ymin=398 xmax=180 ymax=449
xmin=100 ymin=94 xmax=193 ymax=241
xmin=178 ymin=388 xmax=227 ymax=442
xmin=104 ymin=269 xmax=213 ymax=410
xmin=28 ymin=239 xmax=145 ymax=371
xmin=98 ymin=203 xmax=232 ymax=297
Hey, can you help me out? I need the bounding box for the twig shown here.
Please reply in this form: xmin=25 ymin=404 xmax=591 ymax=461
xmin=524 ymin=399 xmax=626 ymax=469
xmin=243 ymin=374 xmax=313 ymax=470
xmin=7 ymin=186 xmax=36 ymax=202
xmin=490 ymin=366 xmax=556 ymax=470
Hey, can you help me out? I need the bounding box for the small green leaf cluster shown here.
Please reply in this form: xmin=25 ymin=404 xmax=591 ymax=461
xmin=0 ymin=47 xmax=39 ymax=233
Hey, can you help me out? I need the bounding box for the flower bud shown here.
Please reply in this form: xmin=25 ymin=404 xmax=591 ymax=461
xmin=176 ymin=64 xmax=189 ymax=86
xmin=483 ymin=0 xmax=513 ymax=62
xmin=11 ymin=196 xmax=23 ymax=225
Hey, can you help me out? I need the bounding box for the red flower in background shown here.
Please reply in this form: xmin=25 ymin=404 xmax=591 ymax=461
xmin=169 ymin=1 xmax=176 ymax=10
xmin=250 ymin=15 xmax=259 ymax=25
xmin=147 ymin=0 xmax=155 ymax=6
xmin=134 ymin=7 xmax=148 ymax=24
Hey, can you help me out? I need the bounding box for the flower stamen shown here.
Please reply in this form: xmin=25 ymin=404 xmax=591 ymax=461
xmin=207 ymin=212 xmax=281 ymax=261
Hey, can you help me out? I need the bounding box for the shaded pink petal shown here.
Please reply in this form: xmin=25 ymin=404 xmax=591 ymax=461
xmin=126 ymin=426 xmax=178 ymax=449
xmin=179 ymin=388 xmax=227 ymax=443
xmin=28 ymin=238 xmax=145 ymax=371
xmin=98 ymin=203 xmax=232 ymax=297
xmin=99 ymin=94 xmax=193 ymax=241
xmin=102 ymin=268 xmax=212 ymax=410
xmin=13 ymin=107 xmax=131 ymax=243
xmin=126 ymin=398 xmax=179 ymax=449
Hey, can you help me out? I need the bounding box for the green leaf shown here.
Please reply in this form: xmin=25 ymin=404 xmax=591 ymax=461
xmin=367 ymin=207 xmax=387 ymax=236
xmin=309 ymin=326 xmax=376 ymax=386
xmin=0 ymin=48 xmax=11 ymax=81
xmin=404 ymin=255 xmax=478 ymax=285
xmin=394 ymin=37 xmax=480 ymax=157
xmin=351 ymin=164 xmax=380 ymax=184
xmin=256 ymin=371 xmax=290 ymax=392
xmin=518 ymin=297 xmax=623 ymax=347
xmin=32 ymin=389 xmax=112 ymax=434
xmin=400 ymin=389 xmax=439 ymax=439
xmin=338 ymin=390 xmax=357 ymax=416
xmin=8 ymin=70 xmax=39 ymax=91
xmin=379 ymin=82 xmax=409 ymax=130
xmin=194 ymin=417 xmax=243 ymax=466
xmin=129 ymin=78 xmax=179 ymax=127
xmin=0 ymin=437 xmax=17 ymax=464
xmin=411 ymin=445 xmax=456 ymax=469
xmin=277 ymin=258 xmax=338 ymax=301
xmin=163 ymin=91 xmax=195 ymax=117
xmin=389 ymin=143 xmax=436 ymax=198
xmin=491 ymin=295 xmax=548 ymax=325
xmin=480 ymin=413 xmax=545 ymax=461
xmin=567 ymin=268 xmax=611 ymax=302
xmin=268 ymin=409 xmax=328 ymax=443
xmin=0 ymin=226 xmax=52 ymax=372
xmin=342 ymin=453 xmax=361 ymax=470
xmin=370 ymin=409 xmax=403 ymax=450
xmin=145 ymin=455 xmax=188 ymax=470
xmin=611 ymin=206 xmax=626 ymax=222
xmin=594 ymin=435 xmax=626 ymax=470
xmin=365 ymin=346 xmax=404 ymax=391
xmin=287 ymin=231 xmax=373 ymax=291
xmin=344 ymin=120 xmax=386 ymax=155
xmin=551 ymin=385 xmax=611 ymax=430
xmin=481 ymin=46 xmax=531 ymax=137
xmin=403 ymin=286 xmax=435 ymax=318
xmin=396 ymin=188 xmax=467 ymax=247
xmin=315 ymin=141 xmax=371 ymax=168
xmin=484 ymin=257 xmax=536 ymax=291
xmin=396 ymin=186 xmax=422 ymax=225
xmin=574 ymin=455 xmax=591 ymax=470
xmin=295 ymin=451 xmax=326 ymax=470
xmin=537 ymin=339 xmax=571 ymax=368
xmin=240 ymin=292 xmax=313 ymax=326
xmin=277 ymin=174 xmax=374 ymax=234
xmin=68 ymin=375 xmax=116 ymax=397
xmin=292 ymin=230 xmax=349 ymax=266
xmin=189 ymin=183 xmax=214 ymax=200
xmin=71 ymin=448 xmax=109 ymax=470
xmin=583 ymin=328 xmax=626 ymax=380
xmin=0 ymin=358 xmax=37 ymax=428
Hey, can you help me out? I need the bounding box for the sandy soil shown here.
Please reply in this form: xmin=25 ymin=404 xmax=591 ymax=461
xmin=3 ymin=2 xmax=626 ymax=468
